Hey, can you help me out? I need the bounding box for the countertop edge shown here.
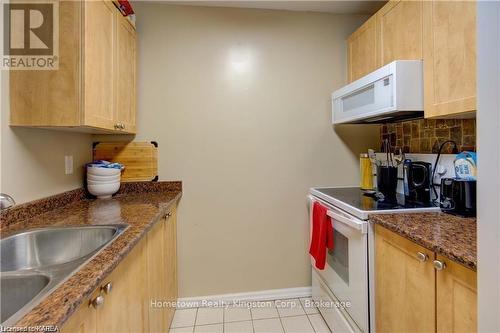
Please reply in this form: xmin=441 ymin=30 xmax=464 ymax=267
xmin=371 ymin=214 xmax=477 ymax=271
xmin=12 ymin=191 xmax=182 ymax=329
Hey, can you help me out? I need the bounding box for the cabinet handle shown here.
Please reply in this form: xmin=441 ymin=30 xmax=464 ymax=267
xmin=101 ymin=282 xmax=113 ymax=294
xmin=120 ymin=123 xmax=125 ymax=130
xmin=164 ymin=211 xmax=172 ymax=219
xmin=416 ymin=252 xmax=428 ymax=262
xmin=90 ymin=295 xmax=105 ymax=309
xmin=433 ymin=260 xmax=447 ymax=271
xmin=114 ymin=123 xmax=121 ymax=130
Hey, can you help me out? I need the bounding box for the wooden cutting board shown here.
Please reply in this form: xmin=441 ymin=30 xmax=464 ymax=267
xmin=93 ymin=141 xmax=158 ymax=182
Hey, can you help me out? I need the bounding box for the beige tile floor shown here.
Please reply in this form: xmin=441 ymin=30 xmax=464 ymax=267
xmin=170 ymin=298 xmax=331 ymax=333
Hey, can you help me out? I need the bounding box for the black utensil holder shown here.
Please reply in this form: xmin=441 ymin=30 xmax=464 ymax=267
xmin=377 ymin=166 xmax=398 ymax=196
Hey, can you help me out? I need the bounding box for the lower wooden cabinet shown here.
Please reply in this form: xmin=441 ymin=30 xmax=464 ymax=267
xmin=60 ymin=289 xmax=100 ymax=333
xmin=436 ymin=254 xmax=477 ymax=333
xmin=164 ymin=208 xmax=178 ymax=327
xmin=147 ymin=207 xmax=177 ymax=332
xmin=61 ymin=206 xmax=177 ymax=333
xmin=146 ymin=216 xmax=168 ymax=333
xmin=97 ymin=239 xmax=149 ymax=333
xmin=375 ymin=225 xmax=477 ymax=333
xmin=375 ymin=224 xmax=435 ymax=333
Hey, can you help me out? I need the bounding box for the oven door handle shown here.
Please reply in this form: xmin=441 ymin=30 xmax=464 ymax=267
xmin=327 ymin=210 xmax=368 ymax=234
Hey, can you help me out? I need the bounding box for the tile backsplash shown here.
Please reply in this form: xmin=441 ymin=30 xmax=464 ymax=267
xmin=380 ymin=119 xmax=476 ymax=154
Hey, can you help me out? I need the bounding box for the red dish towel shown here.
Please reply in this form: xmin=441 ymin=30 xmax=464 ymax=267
xmin=117 ymin=0 xmax=134 ymax=16
xmin=309 ymin=202 xmax=334 ymax=270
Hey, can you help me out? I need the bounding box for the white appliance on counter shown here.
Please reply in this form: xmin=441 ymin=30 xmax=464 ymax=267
xmin=308 ymin=187 xmax=440 ymax=333
xmin=332 ymin=60 xmax=423 ymax=124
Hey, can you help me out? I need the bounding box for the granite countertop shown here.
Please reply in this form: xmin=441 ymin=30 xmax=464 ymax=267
xmin=370 ymin=212 xmax=476 ymax=271
xmin=0 ymin=181 xmax=182 ymax=329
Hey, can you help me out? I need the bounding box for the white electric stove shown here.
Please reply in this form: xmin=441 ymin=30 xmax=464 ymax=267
xmin=308 ymin=187 xmax=440 ymax=333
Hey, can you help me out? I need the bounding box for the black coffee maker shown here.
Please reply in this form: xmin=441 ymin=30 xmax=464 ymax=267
xmin=403 ymin=160 xmax=433 ymax=205
xmin=440 ymin=178 xmax=476 ymax=217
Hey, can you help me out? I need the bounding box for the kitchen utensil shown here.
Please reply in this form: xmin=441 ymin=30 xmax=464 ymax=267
xmin=93 ymin=142 xmax=158 ymax=182
xmin=377 ymin=165 xmax=398 ymax=196
xmin=87 ymin=167 xmax=121 ymax=177
xmin=385 ymin=139 xmax=390 ymax=167
xmin=87 ymin=183 xmax=121 ymax=199
xmin=360 ymin=153 xmax=374 ymax=190
xmin=393 ymin=147 xmax=405 ymax=166
xmin=388 ymin=137 xmax=394 ymax=167
xmin=87 ymin=174 xmax=121 ymax=182
xmin=87 ymin=179 xmax=120 ymax=186
xmin=368 ymin=149 xmax=377 ymax=164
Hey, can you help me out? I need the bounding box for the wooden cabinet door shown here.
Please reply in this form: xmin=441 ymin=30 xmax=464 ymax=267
xmin=165 ymin=208 xmax=178 ymax=327
xmin=10 ymin=0 xmax=82 ymax=127
xmin=378 ymin=0 xmax=423 ymax=66
xmin=96 ymin=237 xmax=148 ymax=333
xmin=83 ymin=0 xmax=116 ymax=131
xmin=60 ymin=290 xmax=99 ymax=333
xmin=375 ymin=225 xmax=435 ymax=333
xmin=115 ymin=13 xmax=137 ymax=134
xmin=347 ymin=15 xmax=380 ymax=82
xmin=436 ymin=255 xmax=477 ymax=333
xmin=147 ymin=218 xmax=168 ymax=333
xmin=423 ymin=0 xmax=476 ymax=118
xmin=146 ymin=208 xmax=178 ymax=331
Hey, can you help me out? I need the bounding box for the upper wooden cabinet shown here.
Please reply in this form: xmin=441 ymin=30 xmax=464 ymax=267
xmin=10 ymin=1 xmax=137 ymax=134
xmin=83 ymin=1 xmax=116 ymax=131
xmin=347 ymin=15 xmax=379 ymax=83
xmin=346 ymin=0 xmax=424 ymax=83
xmin=346 ymin=0 xmax=476 ymax=118
xmin=423 ymin=0 xmax=476 ymax=118
xmin=115 ymin=13 xmax=137 ymax=133
xmin=378 ymin=0 xmax=423 ymax=66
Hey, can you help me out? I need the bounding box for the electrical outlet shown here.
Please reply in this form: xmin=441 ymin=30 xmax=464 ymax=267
xmin=65 ymin=155 xmax=73 ymax=175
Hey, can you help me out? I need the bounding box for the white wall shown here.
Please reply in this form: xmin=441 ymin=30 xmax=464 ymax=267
xmin=128 ymin=4 xmax=378 ymax=297
xmin=477 ymin=2 xmax=500 ymax=331
xmin=0 ymin=71 xmax=92 ymax=204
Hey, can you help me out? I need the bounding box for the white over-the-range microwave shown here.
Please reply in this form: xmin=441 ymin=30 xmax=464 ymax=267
xmin=332 ymin=60 xmax=424 ymax=124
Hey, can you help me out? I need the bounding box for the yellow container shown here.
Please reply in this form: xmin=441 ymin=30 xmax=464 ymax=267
xmin=360 ymin=153 xmax=374 ymax=190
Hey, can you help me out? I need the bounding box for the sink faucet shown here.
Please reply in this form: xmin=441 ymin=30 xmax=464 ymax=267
xmin=0 ymin=193 xmax=16 ymax=210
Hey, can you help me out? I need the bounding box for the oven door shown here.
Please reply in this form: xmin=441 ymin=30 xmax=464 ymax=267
xmin=309 ymin=197 xmax=369 ymax=333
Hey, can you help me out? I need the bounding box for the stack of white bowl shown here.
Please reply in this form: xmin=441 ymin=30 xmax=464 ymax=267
xmin=87 ymin=166 xmax=121 ymax=199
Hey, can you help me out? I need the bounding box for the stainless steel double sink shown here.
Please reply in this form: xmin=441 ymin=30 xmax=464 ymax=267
xmin=1 ymin=224 xmax=128 ymax=326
